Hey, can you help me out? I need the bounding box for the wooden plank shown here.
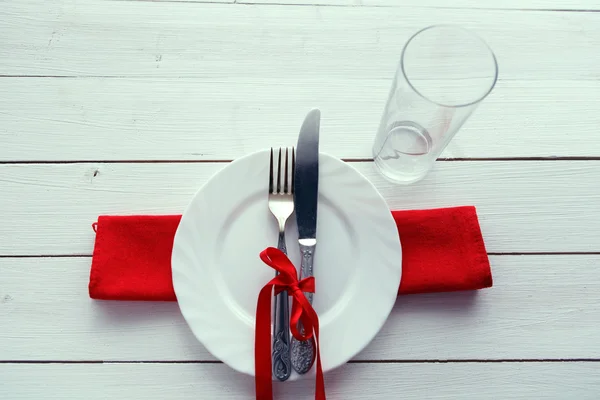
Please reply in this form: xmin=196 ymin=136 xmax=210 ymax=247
xmin=118 ymin=0 xmax=600 ymax=10
xmin=239 ymin=0 xmax=600 ymax=10
xmin=1 ymin=363 xmax=599 ymax=399
xmin=1 ymin=1 xmax=599 ymax=80
xmin=128 ymin=0 xmax=233 ymax=2
xmin=1 ymin=255 xmax=599 ymax=361
xmin=1 ymin=79 xmax=598 ymax=161
xmin=1 ymin=161 xmax=600 ymax=256
xmin=121 ymin=0 xmax=234 ymax=2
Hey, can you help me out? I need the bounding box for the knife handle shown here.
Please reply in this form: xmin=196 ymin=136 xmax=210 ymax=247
xmin=272 ymin=230 xmax=292 ymax=381
xmin=291 ymin=240 xmax=316 ymax=374
xmin=298 ymin=240 xmax=315 ymax=304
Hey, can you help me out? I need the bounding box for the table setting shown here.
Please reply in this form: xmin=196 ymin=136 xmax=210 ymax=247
xmin=3 ymin=1 xmax=600 ymax=398
xmin=88 ymin=25 xmax=495 ymax=399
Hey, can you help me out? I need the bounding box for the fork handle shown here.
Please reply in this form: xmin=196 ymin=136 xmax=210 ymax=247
xmin=272 ymin=230 xmax=292 ymax=381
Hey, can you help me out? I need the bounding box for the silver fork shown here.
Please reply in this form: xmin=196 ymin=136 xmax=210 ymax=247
xmin=268 ymin=147 xmax=295 ymax=382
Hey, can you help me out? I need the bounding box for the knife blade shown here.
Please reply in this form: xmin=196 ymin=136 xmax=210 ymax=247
xmin=290 ymin=108 xmax=320 ymax=374
xmin=294 ymin=109 xmax=320 ymax=243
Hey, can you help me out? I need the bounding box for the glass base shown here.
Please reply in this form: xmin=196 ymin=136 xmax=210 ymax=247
xmin=373 ymin=155 xmax=429 ymax=184
xmin=372 ymin=121 xmax=434 ymax=184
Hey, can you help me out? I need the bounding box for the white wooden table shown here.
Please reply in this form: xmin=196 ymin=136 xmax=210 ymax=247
xmin=2 ymin=0 xmax=600 ymax=398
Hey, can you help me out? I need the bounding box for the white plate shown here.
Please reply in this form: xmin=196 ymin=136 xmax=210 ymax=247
xmin=172 ymin=149 xmax=402 ymax=380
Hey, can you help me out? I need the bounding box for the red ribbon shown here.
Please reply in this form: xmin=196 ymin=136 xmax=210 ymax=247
xmin=255 ymin=247 xmax=326 ymax=400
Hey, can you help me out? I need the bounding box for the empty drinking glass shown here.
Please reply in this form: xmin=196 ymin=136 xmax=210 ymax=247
xmin=373 ymin=25 xmax=498 ymax=184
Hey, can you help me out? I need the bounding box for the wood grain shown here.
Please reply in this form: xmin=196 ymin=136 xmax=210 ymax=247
xmin=238 ymin=0 xmax=600 ymax=10
xmin=1 ymin=362 xmax=599 ymax=399
xmin=1 ymin=255 xmax=599 ymax=361
xmin=1 ymin=79 xmax=598 ymax=161
xmin=117 ymin=0 xmax=600 ymax=10
xmin=1 ymin=161 xmax=600 ymax=256
xmin=1 ymin=2 xmax=599 ymax=80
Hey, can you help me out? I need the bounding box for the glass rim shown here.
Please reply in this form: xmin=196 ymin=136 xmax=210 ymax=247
xmin=400 ymin=24 xmax=499 ymax=109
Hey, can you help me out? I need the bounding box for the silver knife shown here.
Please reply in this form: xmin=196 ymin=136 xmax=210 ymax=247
xmin=290 ymin=108 xmax=320 ymax=374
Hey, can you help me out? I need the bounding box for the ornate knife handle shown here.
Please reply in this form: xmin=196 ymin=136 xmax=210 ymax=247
xmin=290 ymin=240 xmax=316 ymax=374
xmin=272 ymin=230 xmax=292 ymax=381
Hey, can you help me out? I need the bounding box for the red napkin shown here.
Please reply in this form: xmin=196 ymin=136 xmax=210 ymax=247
xmin=89 ymin=206 xmax=492 ymax=300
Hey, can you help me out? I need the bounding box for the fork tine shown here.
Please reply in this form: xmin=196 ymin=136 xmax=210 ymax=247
xmin=269 ymin=148 xmax=274 ymax=194
xmin=291 ymin=147 xmax=295 ymax=194
xmin=284 ymin=148 xmax=289 ymax=194
xmin=277 ymin=148 xmax=282 ymax=194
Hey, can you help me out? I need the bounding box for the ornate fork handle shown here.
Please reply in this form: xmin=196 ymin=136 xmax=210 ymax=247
xmin=272 ymin=230 xmax=292 ymax=381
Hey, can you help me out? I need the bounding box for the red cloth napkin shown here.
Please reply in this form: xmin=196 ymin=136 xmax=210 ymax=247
xmin=89 ymin=206 xmax=492 ymax=301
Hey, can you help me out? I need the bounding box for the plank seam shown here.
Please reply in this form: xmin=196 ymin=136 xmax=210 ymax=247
xmin=0 ymin=251 xmax=600 ymax=259
xmin=2 ymin=157 xmax=600 ymax=165
xmin=1 ymin=359 xmax=599 ymax=364
xmin=0 ymin=254 xmax=93 ymax=258
xmin=2 ymin=252 xmax=600 ymax=258
xmin=102 ymin=1 xmax=600 ymax=12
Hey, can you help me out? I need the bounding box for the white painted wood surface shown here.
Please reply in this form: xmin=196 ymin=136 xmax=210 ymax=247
xmin=120 ymin=0 xmax=600 ymax=9
xmin=2 ymin=255 xmax=600 ymax=361
xmin=238 ymin=0 xmax=600 ymax=10
xmin=2 ymin=161 xmax=600 ymax=255
xmin=2 ymin=363 xmax=600 ymax=399
xmin=1 ymin=79 xmax=599 ymax=160
xmin=1 ymin=0 xmax=600 ymax=398
xmin=2 ymin=2 xmax=599 ymax=80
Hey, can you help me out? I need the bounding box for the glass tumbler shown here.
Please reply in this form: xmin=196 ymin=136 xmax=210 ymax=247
xmin=373 ymin=25 xmax=498 ymax=184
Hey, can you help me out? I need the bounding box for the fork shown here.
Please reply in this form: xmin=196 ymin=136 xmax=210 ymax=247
xmin=268 ymin=147 xmax=295 ymax=382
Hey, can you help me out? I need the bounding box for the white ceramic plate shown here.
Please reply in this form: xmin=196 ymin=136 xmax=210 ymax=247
xmin=172 ymin=150 xmax=402 ymax=380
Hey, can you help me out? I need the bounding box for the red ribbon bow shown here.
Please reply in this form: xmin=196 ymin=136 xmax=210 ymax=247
xmin=255 ymin=247 xmax=326 ymax=400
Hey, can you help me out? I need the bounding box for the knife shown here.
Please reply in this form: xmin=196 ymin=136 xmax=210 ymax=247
xmin=290 ymin=108 xmax=320 ymax=374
